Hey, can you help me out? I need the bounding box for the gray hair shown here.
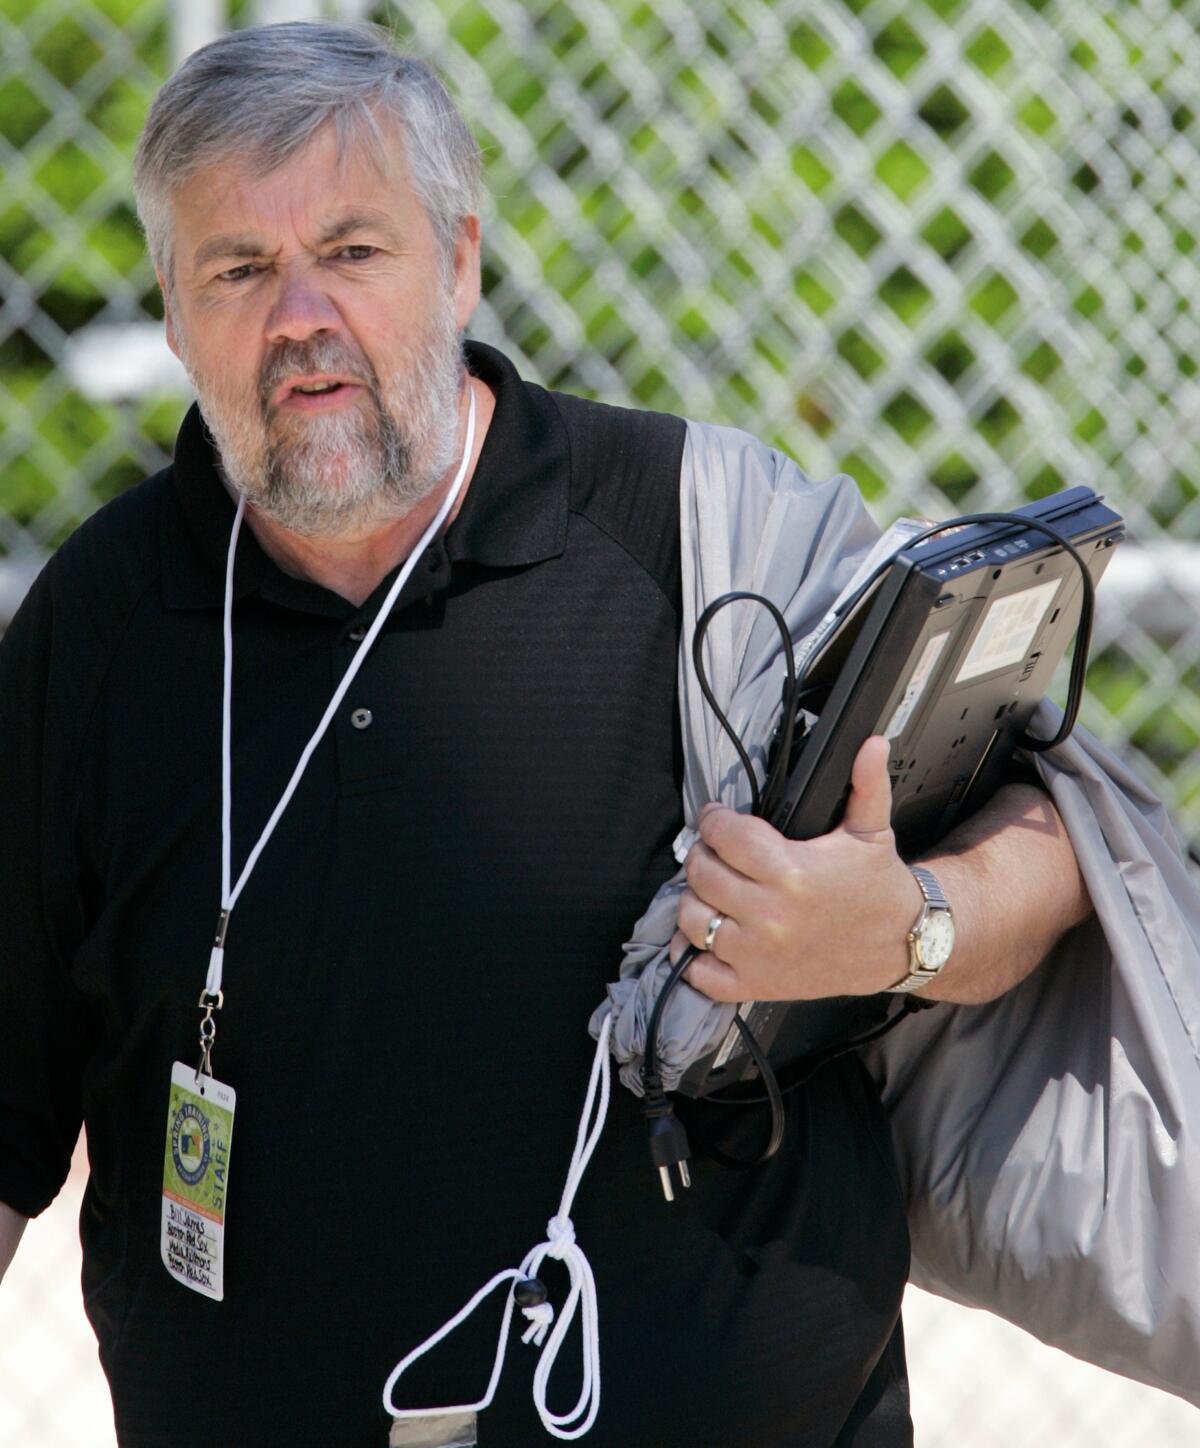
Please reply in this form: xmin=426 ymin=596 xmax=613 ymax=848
xmin=133 ymin=21 xmax=481 ymax=287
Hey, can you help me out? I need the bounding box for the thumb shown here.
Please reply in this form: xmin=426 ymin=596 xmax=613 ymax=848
xmin=840 ymin=735 xmax=894 ymax=840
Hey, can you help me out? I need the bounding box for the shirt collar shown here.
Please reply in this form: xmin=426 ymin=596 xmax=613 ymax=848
xmin=160 ymin=339 xmax=570 ymax=611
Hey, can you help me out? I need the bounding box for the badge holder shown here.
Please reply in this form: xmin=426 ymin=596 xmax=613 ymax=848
xmin=160 ymin=1048 xmax=236 ymax=1302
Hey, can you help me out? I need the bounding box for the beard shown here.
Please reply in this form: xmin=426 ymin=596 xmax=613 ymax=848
xmin=180 ymin=294 xmax=464 ymax=538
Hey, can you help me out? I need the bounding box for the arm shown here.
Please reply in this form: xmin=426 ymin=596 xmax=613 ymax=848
xmin=0 ymin=1203 xmax=28 ymax=1285
xmin=670 ymin=735 xmax=1092 ymax=1005
xmin=0 ymin=566 xmax=89 ymax=1226
xmin=910 ymin=774 xmax=1090 ymax=1003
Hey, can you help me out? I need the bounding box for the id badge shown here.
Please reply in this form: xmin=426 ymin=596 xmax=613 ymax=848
xmin=389 ymin=1412 xmax=478 ymax=1447
xmin=161 ymin=1061 xmax=236 ymax=1300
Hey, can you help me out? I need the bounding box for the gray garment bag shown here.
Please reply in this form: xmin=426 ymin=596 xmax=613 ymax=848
xmin=863 ymin=704 xmax=1200 ymax=1408
xmin=592 ymin=418 xmax=1200 ymax=1405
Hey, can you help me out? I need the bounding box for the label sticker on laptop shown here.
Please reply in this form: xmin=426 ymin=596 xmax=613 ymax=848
xmin=885 ymin=630 xmax=951 ymax=740
xmin=161 ymin=1060 xmax=236 ymax=1301
xmin=955 ymin=578 xmax=1061 ymax=684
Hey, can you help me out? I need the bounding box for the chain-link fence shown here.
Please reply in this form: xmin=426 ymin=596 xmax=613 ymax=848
xmin=3 ymin=0 xmax=1200 ymax=1442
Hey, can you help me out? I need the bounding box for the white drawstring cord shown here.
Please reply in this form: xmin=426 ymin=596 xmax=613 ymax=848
xmin=383 ymin=1013 xmax=612 ymax=1441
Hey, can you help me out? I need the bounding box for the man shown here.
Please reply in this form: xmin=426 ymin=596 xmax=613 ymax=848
xmin=0 ymin=22 xmax=1091 ymax=1447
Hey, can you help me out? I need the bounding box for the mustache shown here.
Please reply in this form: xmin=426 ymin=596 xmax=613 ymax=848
xmin=258 ymin=340 xmax=380 ymax=410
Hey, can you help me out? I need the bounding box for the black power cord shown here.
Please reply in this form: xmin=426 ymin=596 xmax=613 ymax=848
xmin=640 ymin=510 xmax=1100 ymax=1199
xmin=641 ymin=952 xmax=786 ymax=1197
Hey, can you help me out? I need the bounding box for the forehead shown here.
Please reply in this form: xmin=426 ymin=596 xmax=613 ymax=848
xmin=171 ymin=120 xmax=428 ymax=268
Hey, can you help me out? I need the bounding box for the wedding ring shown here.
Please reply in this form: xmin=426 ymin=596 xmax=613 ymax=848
xmin=702 ymin=913 xmax=724 ymax=953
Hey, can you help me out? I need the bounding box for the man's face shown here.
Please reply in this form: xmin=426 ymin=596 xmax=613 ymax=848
xmin=160 ymin=121 xmax=481 ymax=537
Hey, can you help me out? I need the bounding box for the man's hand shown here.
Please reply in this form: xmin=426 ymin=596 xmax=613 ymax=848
xmin=670 ymin=736 xmax=920 ymax=1001
xmin=670 ymin=734 xmax=1093 ymax=1006
xmin=0 ymin=1202 xmax=28 ymax=1285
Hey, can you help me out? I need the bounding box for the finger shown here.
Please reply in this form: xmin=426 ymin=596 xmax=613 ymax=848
xmin=665 ymin=920 xmax=741 ymax=1002
xmin=682 ymin=952 xmax=744 ymax=1003
xmin=675 ymin=886 xmax=742 ymax=964
xmin=840 ymin=735 xmax=894 ymax=841
xmin=697 ymin=804 xmax=790 ymax=882
xmin=684 ymin=840 xmax=757 ymax=919
xmin=669 ymin=927 xmax=723 ymax=966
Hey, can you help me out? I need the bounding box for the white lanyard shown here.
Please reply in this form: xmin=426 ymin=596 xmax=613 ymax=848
xmin=195 ymin=388 xmax=478 ymax=1077
xmin=192 ymin=381 xmax=609 ymax=1439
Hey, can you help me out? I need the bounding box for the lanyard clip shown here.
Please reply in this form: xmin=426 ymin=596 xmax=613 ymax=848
xmin=196 ymin=986 xmax=225 ymax=1084
xmin=197 ymin=910 xmax=230 ymax=1083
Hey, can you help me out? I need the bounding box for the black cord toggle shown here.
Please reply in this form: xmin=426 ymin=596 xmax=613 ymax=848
xmin=513 ymin=1277 xmax=548 ymax=1308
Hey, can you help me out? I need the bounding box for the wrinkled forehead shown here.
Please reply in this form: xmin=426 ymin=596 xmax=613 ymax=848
xmin=244 ymin=106 xmax=399 ymax=185
xmin=185 ymin=108 xmax=409 ymax=208
xmin=168 ymin=116 xmax=426 ymax=270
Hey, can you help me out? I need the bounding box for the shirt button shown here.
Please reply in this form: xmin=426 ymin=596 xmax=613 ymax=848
xmin=350 ymin=707 xmax=373 ymax=730
xmin=348 ymin=626 xmax=367 ymax=642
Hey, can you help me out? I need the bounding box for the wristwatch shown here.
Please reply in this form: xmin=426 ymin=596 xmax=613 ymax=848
xmin=887 ymin=865 xmax=955 ymax=994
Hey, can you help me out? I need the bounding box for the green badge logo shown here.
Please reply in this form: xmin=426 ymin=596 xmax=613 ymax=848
xmin=170 ymin=1103 xmax=211 ymax=1187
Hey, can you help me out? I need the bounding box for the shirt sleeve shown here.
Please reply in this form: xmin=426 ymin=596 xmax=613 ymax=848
xmin=0 ymin=564 xmax=92 ymax=1217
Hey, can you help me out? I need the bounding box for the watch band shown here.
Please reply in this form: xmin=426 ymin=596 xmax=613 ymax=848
xmin=887 ymin=865 xmax=953 ymax=994
xmin=909 ymin=865 xmax=950 ymax=913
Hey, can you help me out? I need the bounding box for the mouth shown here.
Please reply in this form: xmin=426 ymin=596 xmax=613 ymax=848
xmin=272 ymin=375 xmax=364 ymax=413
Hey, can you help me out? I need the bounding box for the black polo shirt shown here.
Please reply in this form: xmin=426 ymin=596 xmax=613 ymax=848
xmin=0 ymin=342 xmax=911 ymax=1447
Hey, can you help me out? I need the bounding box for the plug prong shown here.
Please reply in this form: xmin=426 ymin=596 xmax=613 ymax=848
xmin=658 ymin=1165 xmax=675 ymax=1202
xmin=679 ymin=1160 xmax=692 ymax=1190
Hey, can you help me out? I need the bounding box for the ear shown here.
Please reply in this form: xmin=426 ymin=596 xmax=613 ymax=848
xmin=451 ymin=214 xmax=482 ymax=331
xmin=156 ymin=270 xmax=181 ymax=360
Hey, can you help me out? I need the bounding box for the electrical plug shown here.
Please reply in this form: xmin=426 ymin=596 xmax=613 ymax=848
xmin=642 ymin=1080 xmax=692 ymax=1202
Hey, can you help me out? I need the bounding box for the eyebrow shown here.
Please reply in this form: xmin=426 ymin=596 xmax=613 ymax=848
xmin=191 ymin=211 xmax=405 ymax=272
xmin=316 ymin=210 xmax=404 ymax=247
xmin=192 ymin=234 xmax=273 ymax=271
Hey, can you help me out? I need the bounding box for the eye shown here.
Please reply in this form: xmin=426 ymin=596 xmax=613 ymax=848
xmin=335 ymin=245 xmax=378 ymax=262
xmin=216 ymin=264 xmax=261 ymax=283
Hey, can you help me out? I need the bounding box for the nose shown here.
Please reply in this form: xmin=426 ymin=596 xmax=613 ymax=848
xmin=264 ymin=267 xmax=341 ymax=346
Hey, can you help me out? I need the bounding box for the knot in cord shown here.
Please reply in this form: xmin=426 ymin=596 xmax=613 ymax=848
xmin=520 ymin=1300 xmax=555 ymax=1347
xmin=545 ymin=1214 xmax=576 ymax=1259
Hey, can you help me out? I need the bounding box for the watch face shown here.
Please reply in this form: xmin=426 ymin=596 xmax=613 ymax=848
xmin=916 ymin=910 xmax=955 ymax=969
